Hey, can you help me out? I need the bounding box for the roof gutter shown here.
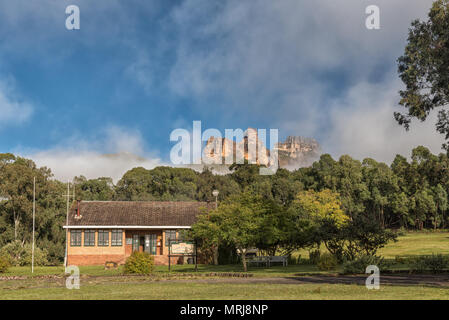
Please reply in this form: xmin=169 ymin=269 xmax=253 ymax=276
xmin=63 ymin=225 xmax=192 ymax=229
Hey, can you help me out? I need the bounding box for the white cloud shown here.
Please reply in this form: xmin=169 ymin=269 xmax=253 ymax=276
xmin=0 ymin=78 xmax=33 ymax=125
xmin=162 ymin=0 xmax=441 ymax=162
xmin=24 ymin=126 xmax=162 ymax=183
xmin=324 ymin=77 xmax=446 ymax=163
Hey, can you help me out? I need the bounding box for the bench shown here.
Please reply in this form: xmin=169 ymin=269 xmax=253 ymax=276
xmin=267 ymin=256 xmax=288 ymax=267
xmin=247 ymin=256 xmax=268 ymax=267
xmin=247 ymin=256 xmax=288 ymax=268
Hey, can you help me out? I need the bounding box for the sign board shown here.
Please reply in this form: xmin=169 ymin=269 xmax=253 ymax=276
xmin=170 ymin=241 xmax=194 ymax=255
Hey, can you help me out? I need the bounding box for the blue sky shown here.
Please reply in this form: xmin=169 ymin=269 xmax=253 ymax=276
xmin=0 ymin=0 xmax=444 ymax=181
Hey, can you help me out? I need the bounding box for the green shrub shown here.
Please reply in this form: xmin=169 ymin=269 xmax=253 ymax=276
xmin=342 ymin=255 xmax=387 ymax=274
xmin=124 ymin=252 xmax=155 ymax=274
xmin=411 ymin=254 xmax=449 ymax=273
xmin=0 ymin=241 xmax=49 ymax=266
xmin=317 ymin=253 xmax=338 ymax=271
xmin=0 ymin=255 xmax=11 ymax=273
xmin=309 ymin=250 xmax=321 ymax=265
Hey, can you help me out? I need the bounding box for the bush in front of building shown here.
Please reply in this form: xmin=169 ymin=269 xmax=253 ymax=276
xmin=123 ymin=252 xmax=155 ymax=275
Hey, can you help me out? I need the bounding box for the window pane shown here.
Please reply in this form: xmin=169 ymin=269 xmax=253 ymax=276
xmin=98 ymin=230 xmax=109 ymax=246
xmin=132 ymin=235 xmax=139 ymax=252
xmin=165 ymin=230 xmax=177 ymax=246
xmin=111 ymin=230 xmax=122 ymax=246
xmin=71 ymin=230 xmax=82 ymax=246
xmin=84 ymin=230 xmax=95 ymax=246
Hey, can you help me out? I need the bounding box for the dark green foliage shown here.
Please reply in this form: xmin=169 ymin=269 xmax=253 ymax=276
xmin=342 ymin=255 xmax=388 ymax=274
xmin=0 ymin=254 xmax=11 ymax=273
xmin=309 ymin=250 xmax=321 ymax=264
xmin=317 ymin=253 xmax=338 ymax=271
xmin=123 ymin=251 xmax=155 ymax=274
xmin=410 ymin=254 xmax=449 ymax=273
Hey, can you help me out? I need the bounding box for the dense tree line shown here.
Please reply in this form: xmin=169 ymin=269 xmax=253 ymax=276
xmin=0 ymin=145 xmax=448 ymax=265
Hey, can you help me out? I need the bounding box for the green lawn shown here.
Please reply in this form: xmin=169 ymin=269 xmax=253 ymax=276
xmin=294 ymin=231 xmax=449 ymax=260
xmin=379 ymin=232 xmax=449 ymax=258
xmin=1 ymin=280 xmax=449 ymax=300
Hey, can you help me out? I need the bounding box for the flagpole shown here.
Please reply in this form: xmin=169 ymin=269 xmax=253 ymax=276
xmin=32 ymin=177 xmax=35 ymax=274
xmin=64 ymin=181 xmax=69 ymax=267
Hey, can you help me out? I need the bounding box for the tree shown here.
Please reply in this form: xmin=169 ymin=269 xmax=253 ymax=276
xmin=289 ymin=189 xmax=349 ymax=260
xmin=412 ymin=188 xmax=436 ymax=229
xmin=73 ymin=176 xmax=115 ymax=200
xmin=396 ymin=0 xmax=449 ymax=150
xmin=432 ymin=184 xmax=448 ymax=229
xmin=190 ymin=208 xmax=222 ymax=265
xmin=191 ymin=192 xmax=268 ymax=272
xmin=0 ymin=157 xmax=52 ymax=242
xmin=362 ymin=158 xmax=399 ymax=228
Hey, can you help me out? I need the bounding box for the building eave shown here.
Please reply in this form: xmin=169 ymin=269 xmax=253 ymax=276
xmin=63 ymin=225 xmax=192 ymax=229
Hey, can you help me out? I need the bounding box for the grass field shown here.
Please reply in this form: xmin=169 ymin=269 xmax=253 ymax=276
xmin=1 ymin=280 xmax=449 ymax=300
xmin=293 ymin=231 xmax=449 ymax=260
xmin=1 ymin=232 xmax=449 ymax=300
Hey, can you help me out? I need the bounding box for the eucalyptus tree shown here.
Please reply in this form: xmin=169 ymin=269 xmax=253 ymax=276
xmin=396 ymin=0 xmax=449 ymax=150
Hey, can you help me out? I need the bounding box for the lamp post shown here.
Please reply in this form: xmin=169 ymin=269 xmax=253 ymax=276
xmin=212 ymin=190 xmax=219 ymax=209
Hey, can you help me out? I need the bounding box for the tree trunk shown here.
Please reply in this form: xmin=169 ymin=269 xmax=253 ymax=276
xmin=435 ymin=204 xmax=439 ymax=230
xmin=14 ymin=217 xmax=19 ymax=241
xmin=240 ymin=248 xmax=247 ymax=272
xmin=213 ymin=245 xmax=219 ymax=265
xmin=13 ymin=207 xmax=17 ymax=241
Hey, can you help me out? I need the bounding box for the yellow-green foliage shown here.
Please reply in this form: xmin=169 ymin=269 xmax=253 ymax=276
xmin=124 ymin=252 xmax=154 ymax=275
xmin=293 ymin=189 xmax=349 ymax=227
xmin=317 ymin=253 xmax=338 ymax=271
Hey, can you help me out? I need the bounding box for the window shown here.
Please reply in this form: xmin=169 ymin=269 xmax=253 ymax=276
xmin=165 ymin=230 xmax=177 ymax=246
xmin=84 ymin=230 xmax=95 ymax=246
xmin=111 ymin=230 xmax=123 ymax=246
xmin=70 ymin=230 xmax=82 ymax=247
xmin=98 ymin=230 xmax=109 ymax=246
xmin=132 ymin=234 xmax=139 ymax=252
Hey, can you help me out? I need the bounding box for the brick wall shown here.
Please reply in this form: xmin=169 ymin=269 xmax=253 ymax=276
xmin=68 ymin=254 xmax=126 ymax=266
xmin=67 ymin=229 xmax=187 ymax=266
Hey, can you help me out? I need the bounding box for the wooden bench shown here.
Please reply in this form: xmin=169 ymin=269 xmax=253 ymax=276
xmin=247 ymin=256 xmax=268 ymax=267
xmin=267 ymin=256 xmax=288 ymax=267
xmin=247 ymin=256 xmax=288 ymax=267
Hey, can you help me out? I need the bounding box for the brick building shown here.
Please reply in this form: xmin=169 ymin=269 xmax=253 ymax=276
xmin=63 ymin=200 xmax=213 ymax=266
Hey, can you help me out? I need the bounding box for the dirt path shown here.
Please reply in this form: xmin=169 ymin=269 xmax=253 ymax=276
xmin=161 ymin=274 xmax=449 ymax=287
xmin=2 ymin=274 xmax=449 ymax=290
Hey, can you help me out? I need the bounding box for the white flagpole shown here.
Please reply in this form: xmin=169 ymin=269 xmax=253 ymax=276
xmin=32 ymin=177 xmax=35 ymax=274
xmin=64 ymin=181 xmax=70 ymax=267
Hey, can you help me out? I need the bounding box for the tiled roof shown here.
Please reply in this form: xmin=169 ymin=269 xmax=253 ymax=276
xmin=66 ymin=201 xmax=214 ymax=227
